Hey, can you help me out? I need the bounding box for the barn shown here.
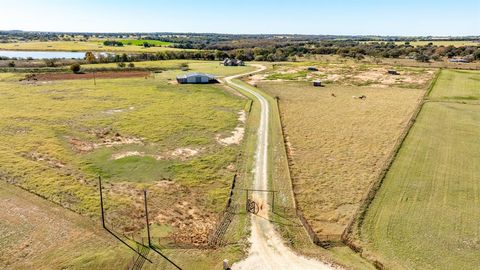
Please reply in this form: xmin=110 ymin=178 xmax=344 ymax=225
xmin=176 ymin=73 xmax=216 ymax=84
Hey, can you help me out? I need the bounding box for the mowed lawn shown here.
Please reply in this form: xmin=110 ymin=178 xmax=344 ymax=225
xmin=0 ymin=66 xmax=247 ymax=250
xmin=361 ymin=70 xmax=480 ymax=269
xmin=260 ymin=81 xmax=425 ymax=238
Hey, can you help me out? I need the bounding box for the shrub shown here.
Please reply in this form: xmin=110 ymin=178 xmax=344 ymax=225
xmin=8 ymin=61 xmax=15 ymax=67
xmin=117 ymin=62 xmax=126 ymax=68
xmin=415 ymin=54 xmax=430 ymax=63
xmin=70 ymin=63 xmax=81 ymax=74
xmin=44 ymin=59 xmax=57 ymax=67
xmin=179 ymin=62 xmax=189 ymax=71
xmin=128 ymin=62 xmax=135 ymax=68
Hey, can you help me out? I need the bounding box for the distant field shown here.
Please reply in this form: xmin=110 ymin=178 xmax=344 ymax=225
xmin=0 ymin=64 xmax=247 ymax=249
xmin=361 ymin=40 xmax=479 ymax=47
xmin=118 ymin=39 xmax=172 ymax=46
xmin=360 ymin=69 xmax=480 ymax=269
xmin=259 ymin=79 xmax=425 ymax=238
xmin=428 ymin=69 xmax=480 ymax=101
xmin=0 ymin=41 xmax=186 ymax=53
xmin=83 ymin=60 xmax=255 ymax=76
xmin=260 ymin=61 xmax=435 ymax=89
xmin=395 ymin=40 xmax=480 ymax=47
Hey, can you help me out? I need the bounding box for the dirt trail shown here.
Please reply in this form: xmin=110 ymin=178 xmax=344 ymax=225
xmin=226 ymin=65 xmax=334 ymax=270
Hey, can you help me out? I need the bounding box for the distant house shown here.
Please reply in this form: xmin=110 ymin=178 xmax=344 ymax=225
xmin=387 ymin=70 xmax=399 ymax=75
xmin=313 ymin=80 xmax=322 ymax=87
xmin=307 ymin=66 xmax=319 ymax=71
xmin=448 ymin=58 xmax=467 ymax=63
xmin=222 ymin=58 xmax=245 ymax=66
xmin=176 ymin=73 xmax=216 ymax=84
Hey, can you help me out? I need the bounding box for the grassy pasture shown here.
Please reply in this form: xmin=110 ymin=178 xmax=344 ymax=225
xmin=83 ymin=60 xmax=255 ymax=77
xmin=258 ymin=80 xmax=425 ymax=238
xmin=360 ymin=69 xmax=480 ymax=269
xmin=261 ymin=61 xmax=435 ymax=89
xmin=429 ymin=69 xmax=480 ymax=101
xmin=0 ymin=41 xmax=186 ymax=53
xmin=0 ymin=181 xmax=131 ymax=270
xmin=0 ymin=65 xmax=247 ymax=249
xmin=118 ymin=39 xmax=172 ymax=46
xmin=233 ymin=78 xmax=376 ymax=270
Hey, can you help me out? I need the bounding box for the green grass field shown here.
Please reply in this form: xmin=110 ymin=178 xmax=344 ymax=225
xmin=118 ymin=39 xmax=172 ymax=46
xmin=0 ymin=62 xmax=260 ymax=268
xmin=0 ymin=64 xmax=247 ymax=243
xmin=0 ymin=41 xmax=186 ymax=53
xmin=360 ymin=69 xmax=480 ymax=269
xmin=83 ymin=60 xmax=255 ymax=77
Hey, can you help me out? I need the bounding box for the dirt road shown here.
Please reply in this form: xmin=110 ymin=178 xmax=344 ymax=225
xmin=225 ymin=66 xmax=334 ymax=270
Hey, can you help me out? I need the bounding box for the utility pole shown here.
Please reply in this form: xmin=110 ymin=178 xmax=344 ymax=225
xmin=93 ymin=71 xmax=96 ymax=86
xmin=98 ymin=176 xmax=106 ymax=229
xmin=143 ymin=189 xmax=152 ymax=247
xmin=143 ymin=189 xmax=151 ymax=247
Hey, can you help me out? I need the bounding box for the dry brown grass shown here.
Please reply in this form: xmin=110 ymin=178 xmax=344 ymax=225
xmin=259 ymin=80 xmax=426 ymax=238
xmin=0 ymin=181 xmax=130 ymax=269
xmin=262 ymin=62 xmax=436 ymax=89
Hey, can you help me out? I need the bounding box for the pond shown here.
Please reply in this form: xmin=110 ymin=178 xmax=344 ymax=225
xmin=0 ymin=50 xmax=86 ymax=59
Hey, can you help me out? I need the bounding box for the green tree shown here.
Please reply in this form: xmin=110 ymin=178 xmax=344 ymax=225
xmin=70 ymin=63 xmax=81 ymax=74
xmin=85 ymin=51 xmax=95 ymax=63
xmin=415 ymin=54 xmax=430 ymax=62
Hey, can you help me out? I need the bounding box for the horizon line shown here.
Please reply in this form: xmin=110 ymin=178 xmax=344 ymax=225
xmin=2 ymin=29 xmax=479 ymax=38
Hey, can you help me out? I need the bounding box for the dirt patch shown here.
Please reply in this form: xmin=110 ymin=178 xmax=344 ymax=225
xmin=150 ymin=182 xmax=216 ymax=246
xmin=247 ymin=74 xmax=268 ymax=86
xmin=103 ymin=106 xmax=135 ymax=115
xmin=23 ymin=71 xmax=150 ymax=81
xmin=68 ymin=129 xmax=143 ymax=153
xmin=217 ymin=127 xmax=245 ymax=146
xmin=107 ymin=180 xmax=217 ymax=247
xmin=216 ymin=110 xmax=246 ymax=146
xmin=111 ymin=151 xmax=145 ymax=160
xmin=169 ymin=147 xmax=200 ymax=161
xmin=111 ymin=147 xmax=201 ymax=161
xmin=22 ymin=151 xmax=66 ymax=169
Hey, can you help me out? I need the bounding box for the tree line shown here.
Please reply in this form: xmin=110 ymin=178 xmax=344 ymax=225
xmin=85 ymin=41 xmax=480 ymax=63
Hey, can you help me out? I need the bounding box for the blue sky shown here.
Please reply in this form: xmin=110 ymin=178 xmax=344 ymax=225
xmin=1 ymin=0 xmax=478 ymax=36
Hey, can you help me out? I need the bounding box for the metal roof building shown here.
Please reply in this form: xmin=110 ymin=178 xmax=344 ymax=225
xmin=176 ymin=73 xmax=216 ymax=84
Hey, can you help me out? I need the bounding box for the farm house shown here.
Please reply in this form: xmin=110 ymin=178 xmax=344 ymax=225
xmin=176 ymin=73 xmax=217 ymax=84
xmin=222 ymin=58 xmax=245 ymax=66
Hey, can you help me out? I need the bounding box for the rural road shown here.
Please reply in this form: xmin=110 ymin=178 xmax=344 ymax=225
xmin=225 ymin=65 xmax=334 ymax=270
